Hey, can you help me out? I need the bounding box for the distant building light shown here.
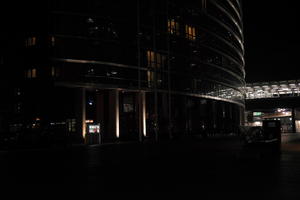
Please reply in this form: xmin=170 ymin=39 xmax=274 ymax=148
xmin=277 ymin=108 xmax=286 ymax=113
xmin=88 ymin=68 xmax=94 ymax=74
xmin=25 ymin=36 xmax=37 ymax=47
xmin=50 ymin=36 xmax=55 ymax=46
xmin=87 ymin=18 xmax=94 ymax=24
xmin=254 ymin=121 xmax=262 ymax=127
xmin=50 ymin=122 xmax=66 ymax=126
xmin=111 ymin=71 xmax=118 ymax=75
xmin=253 ymin=112 xmax=262 ymax=116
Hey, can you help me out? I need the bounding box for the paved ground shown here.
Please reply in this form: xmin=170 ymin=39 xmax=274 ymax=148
xmin=2 ymin=135 xmax=300 ymax=198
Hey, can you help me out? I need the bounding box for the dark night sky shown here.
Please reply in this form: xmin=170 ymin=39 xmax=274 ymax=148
xmin=243 ymin=1 xmax=300 ymax=83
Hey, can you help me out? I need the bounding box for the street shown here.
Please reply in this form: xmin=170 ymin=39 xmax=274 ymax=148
xmin=2 ymin=135 xmax=300 ymax=198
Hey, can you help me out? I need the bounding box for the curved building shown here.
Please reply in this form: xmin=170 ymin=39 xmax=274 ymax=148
xmin=13 ymin=0 xmax=245 ymax=143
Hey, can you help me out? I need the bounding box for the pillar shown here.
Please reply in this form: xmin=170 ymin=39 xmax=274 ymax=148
xmin=292 ymin=108 xmax=296 ymax=133
xmin=240 ymin=106 xmax=245 ymax=126
xmin=138 ymin=91 xmax=146 ymax=142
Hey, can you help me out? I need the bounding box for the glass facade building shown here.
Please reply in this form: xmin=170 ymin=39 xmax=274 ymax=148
xmin=9 ymin=0 xmax=245 ymax=143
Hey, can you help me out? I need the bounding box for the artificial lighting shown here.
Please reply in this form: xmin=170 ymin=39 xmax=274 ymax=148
xmin=87 ymin=18 xmax=94 ymax=24
xmin=88 ymin=124 xmax=100 ymax=134
xmin=86 ymin=120 xmax=94 ymax=123
xmin=111 ymin=71 xmax=118 ymax=75
xmin=116 ymin=110 xmax=119 ymax=138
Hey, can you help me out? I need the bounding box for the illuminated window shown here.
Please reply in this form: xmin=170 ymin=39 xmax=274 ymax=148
xmin=51 ymin=66 xmax=60 ymax=77
xmin=49 ymin=36 xmax=55 ymax=46
xmin=25 ymin=68 xmax=37 ymax=79
xmin=146 ymin=50 xmax=166 ymax=87
xmin=67 ymin=119 xmax=76 ymax=132
xmin=168 ymin=19 xmax=180 ymax=35
xmin=32 ymin=68 xmax=36 ymax=78
xmin=25 ymin=37 xmax=37 ymax=47
xmin=147 ymin=50 xmax=166 ymax=68
xmin=185 ymin=25 xmax=196 ymax=40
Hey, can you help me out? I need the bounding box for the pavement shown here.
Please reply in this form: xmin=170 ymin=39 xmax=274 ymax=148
xmin=2 ymin=134 xmax=300 ymax=198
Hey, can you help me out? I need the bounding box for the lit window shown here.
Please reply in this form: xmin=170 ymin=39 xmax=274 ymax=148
xmin=32 ymin=68 xmax=37 ymax=78
xmin=51 ymin=66 xmax=59 ymax=77
xmin=146 ymin=50 xmax=166 ymax=87
xmin=147 ymin=50 xmax=155 ymax=68
xmin=25 ymin=68 xmax=37 ymax=79
xmin=147 ymin=50 xmax=166 ymax=68
xmin=49 ymin=36 xmax=55 ymax=46
xmin=185 ymin=25 xmax=196 ymax=40
xmin=25 ymin=37 xmax=37 ymax=47
xmin=168 ymin=19 xmax=180 ymax=35
xmin=67 ymin=119 xmax=76 ymax=132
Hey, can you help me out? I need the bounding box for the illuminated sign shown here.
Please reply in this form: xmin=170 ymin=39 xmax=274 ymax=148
xmin=253 ymin=112 xmax=262 ymax=116
xmin=88 ymin=124 xmax=100 ymax=134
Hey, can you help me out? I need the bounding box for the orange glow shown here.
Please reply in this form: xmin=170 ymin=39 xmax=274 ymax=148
xmin=86 ymin=120 xmax=94 ymax=123
xmin=168 ymin=19 xmax=179 ymax=35
xmin=185 ymin=25 xmax=196 ymax=40
xmin=25 ymin=37 xmax=37 ymax=47
xmin=50 ymin=36 xmax=55 ymax=46
xmin=32 ymin=68 xmax=37 ymax=78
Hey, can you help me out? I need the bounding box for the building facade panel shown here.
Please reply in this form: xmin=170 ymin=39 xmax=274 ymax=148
xmin=6 ymin=0 xmax=245 ymax=144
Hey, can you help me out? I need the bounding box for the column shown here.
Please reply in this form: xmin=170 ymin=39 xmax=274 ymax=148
xmin=292 ymin=108 xmax=296 ymax=133
xmin=138 ymin=91 xmax=146 ymax=142
xmin=240 ymin=106 xmax=245 ymax=126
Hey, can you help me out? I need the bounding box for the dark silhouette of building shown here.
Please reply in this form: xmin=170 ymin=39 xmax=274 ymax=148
xmin=4 ymin=0 xmax=245 ymax=144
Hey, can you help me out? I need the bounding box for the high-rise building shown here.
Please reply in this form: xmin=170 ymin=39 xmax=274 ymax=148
xmin=6 ymin=0 xmax=245 ymax=144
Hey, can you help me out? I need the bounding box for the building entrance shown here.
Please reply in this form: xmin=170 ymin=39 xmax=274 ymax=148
xmin=119 ymin=92 xmax=139 ymax=141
